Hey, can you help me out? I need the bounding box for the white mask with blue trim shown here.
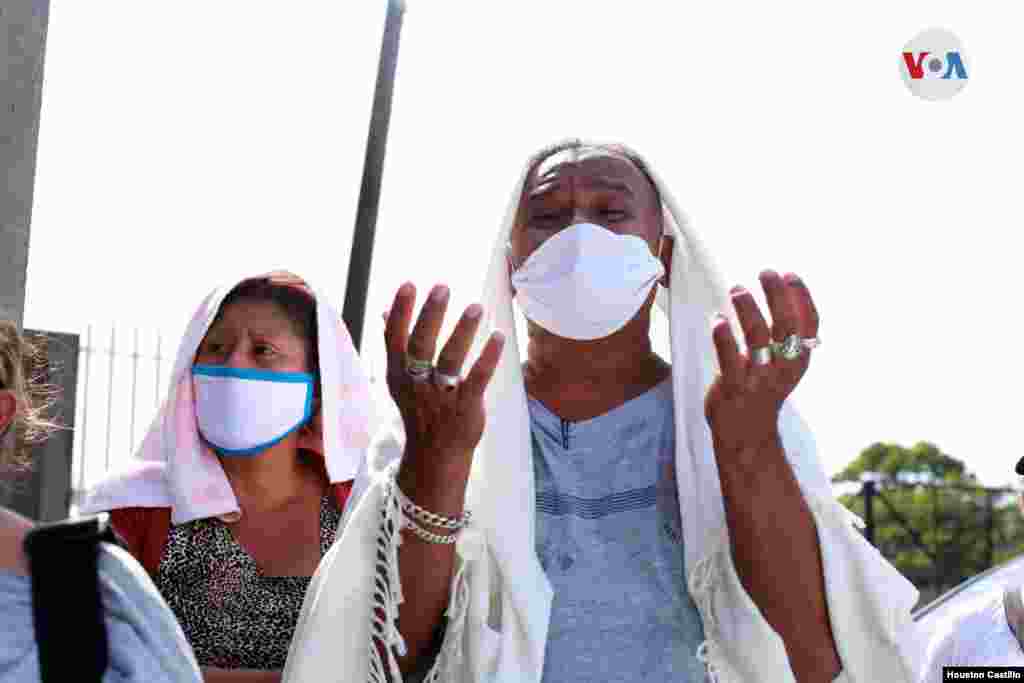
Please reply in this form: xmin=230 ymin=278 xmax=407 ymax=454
xmin=192 ymin=364 xmax=315 ymax=457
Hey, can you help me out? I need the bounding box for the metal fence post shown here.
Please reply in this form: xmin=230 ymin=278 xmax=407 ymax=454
xmin=986 ymin=491 xmax=995 ymax=569
xmin=155 ymin=332 xmax=162 ymax=408
xmin=103 ymin=326 xmax=115 ymax=471
xmin=864 ymin=480 xmax=876 ymax=547
xmin=129 ymin=327 xmax=139 ymax=451
xmin=76 ymin=324 xmax=91 ymax=501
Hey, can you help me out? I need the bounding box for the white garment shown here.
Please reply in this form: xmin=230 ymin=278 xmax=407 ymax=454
xmin=918 ymin=591 xmax=1024 ymax=682
xmin=904 ymin=556 xmax=1024 ymax=680
xmin=79 ymin=271 xmax=379 ymax=525
xmin=283 ymin=140 xmax=921 ymax=683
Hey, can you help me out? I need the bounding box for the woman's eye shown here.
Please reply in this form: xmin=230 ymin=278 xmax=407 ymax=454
xmin=202 ymin=343 xmax=224 ymax=355
xmin=254 ymin=345 xmax=276 ymax=357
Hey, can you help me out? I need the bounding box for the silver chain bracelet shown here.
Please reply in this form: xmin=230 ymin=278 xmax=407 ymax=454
xmin=394 ymin=482 xmax=472 ymax=530
xmin=402 ymin=515 xmax=459 ymax=545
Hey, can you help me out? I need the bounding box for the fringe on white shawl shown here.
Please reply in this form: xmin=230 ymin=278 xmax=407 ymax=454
xmin=421 ymin=548 xmax=472 ymax=682
xmin=369 ymin=464 xmax=474 ymax=683
xmin=369 ymin=473 xmax=408 ymax=683
xmin=689 ymin=527 xmax=743 ymax=683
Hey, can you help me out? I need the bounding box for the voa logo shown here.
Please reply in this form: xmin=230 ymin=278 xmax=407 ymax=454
xmin=902 ymin=51 xmax=967 ymax=81
xmin=900 ymin=28 xmax=969 ymax=101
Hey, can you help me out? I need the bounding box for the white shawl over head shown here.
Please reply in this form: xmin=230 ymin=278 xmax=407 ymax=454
xmin=284 ymin=141 xmax=921 ymax=683
xmin=80 ymin=271 xmax=379 ymax=525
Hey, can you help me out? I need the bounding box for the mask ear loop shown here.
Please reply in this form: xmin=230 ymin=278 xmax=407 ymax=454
xmin=656 ymin=224 xmax=670 ymax=289
xmin=504 ymin=243 xmax=519 ymax=300
xmin=505 ymin=242 xmax=519 ymax=274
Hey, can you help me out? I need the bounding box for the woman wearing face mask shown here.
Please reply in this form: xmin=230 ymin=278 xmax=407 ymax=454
xmin=80 ymin=272 xmax=377 ymax=683
xmin=282 ymin=141 xmax=920 ymax=683
xmin=1 ymin=320 xmax=203 ymax=682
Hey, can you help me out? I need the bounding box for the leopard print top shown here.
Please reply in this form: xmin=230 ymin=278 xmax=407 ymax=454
xmin=153 ymin=495 xmax=341 ymax=669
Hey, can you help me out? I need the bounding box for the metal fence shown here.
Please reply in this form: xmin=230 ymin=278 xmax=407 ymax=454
xmin=68 ymin=325 xmax=173 ymax=512
xmin=841 ymin=480 xmax=1024 ymax=607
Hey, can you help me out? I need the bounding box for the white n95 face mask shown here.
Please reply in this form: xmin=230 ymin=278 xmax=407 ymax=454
xmin=510 ymin=222 xmax=665 ymax=340
xmin=192 ymin=365 xmax=315 ymax=457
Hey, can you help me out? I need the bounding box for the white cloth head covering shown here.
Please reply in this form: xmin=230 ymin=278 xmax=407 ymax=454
xmin=80 ymin=271 xmax=379 ymax=525
xmin=282 ymin=141 xmax=922 ymax=683
xmin=469 ymin=138 xmax=737 ymax=583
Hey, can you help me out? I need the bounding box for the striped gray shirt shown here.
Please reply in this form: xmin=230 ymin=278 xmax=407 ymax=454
xmin=529 ymin=378 xmax=708 ymax=682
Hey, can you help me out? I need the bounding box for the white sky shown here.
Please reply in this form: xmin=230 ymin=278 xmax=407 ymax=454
xmin=22 ymin=1 xmax=1024 ymax=490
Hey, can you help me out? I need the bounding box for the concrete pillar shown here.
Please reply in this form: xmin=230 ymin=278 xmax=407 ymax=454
xmin=1 ymin=0 xmax=50 ymax=328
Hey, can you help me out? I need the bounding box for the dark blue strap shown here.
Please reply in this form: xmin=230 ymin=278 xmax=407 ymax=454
xmin=23 ymin=513 xmax=119 ymax=683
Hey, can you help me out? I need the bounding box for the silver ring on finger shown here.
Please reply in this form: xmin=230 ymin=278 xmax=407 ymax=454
xmin=433 ymin=369 xmax=461 ymax=391
xmin=751 ymin=346 xmax=773 ymax=366
xmin=407 ymin=366 xmax=432 ymax=383
xmin=405 ymin=355 xmax=434 ymax=383
xmin=771 ymin=334 xmax=807 ymax=361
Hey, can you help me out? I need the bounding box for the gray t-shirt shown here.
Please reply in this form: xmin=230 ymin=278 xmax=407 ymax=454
xmin=529 ymin=378 xmax=708 ymax=682
xmin=0 ymin=542 xmax=202 ymax=682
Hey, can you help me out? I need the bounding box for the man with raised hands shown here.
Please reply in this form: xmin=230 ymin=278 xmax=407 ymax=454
xmin=283 ymin=140 xmax=920 ymax=683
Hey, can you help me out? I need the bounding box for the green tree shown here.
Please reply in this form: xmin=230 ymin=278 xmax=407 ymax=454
xmin=833 ymin=442 xmax=1024 ymax=606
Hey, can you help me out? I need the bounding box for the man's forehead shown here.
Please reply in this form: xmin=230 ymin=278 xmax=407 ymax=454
xmin=529 ymin=150 xmax=648 ymax=190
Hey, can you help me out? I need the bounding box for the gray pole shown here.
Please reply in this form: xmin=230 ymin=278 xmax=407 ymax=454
xmin=0 ymin=0 xmax=50 ymax=328
xmin=342 ymin=0 xmax=406 ymax=351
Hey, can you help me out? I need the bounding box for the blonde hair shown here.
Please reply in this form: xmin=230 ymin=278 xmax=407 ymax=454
xmin=0 ymin=320 xmax=60 ymax=474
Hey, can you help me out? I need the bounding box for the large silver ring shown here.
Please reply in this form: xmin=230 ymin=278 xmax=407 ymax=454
xmin=772 ymin=334 xmax=820 ymax=361
xmin=405 ymin=355 xmax=433 ymax=383
xmin=751 ymin=346 xmax=773 ymax=366
xmin=433 ymin=369 xmax=460 ymax=391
